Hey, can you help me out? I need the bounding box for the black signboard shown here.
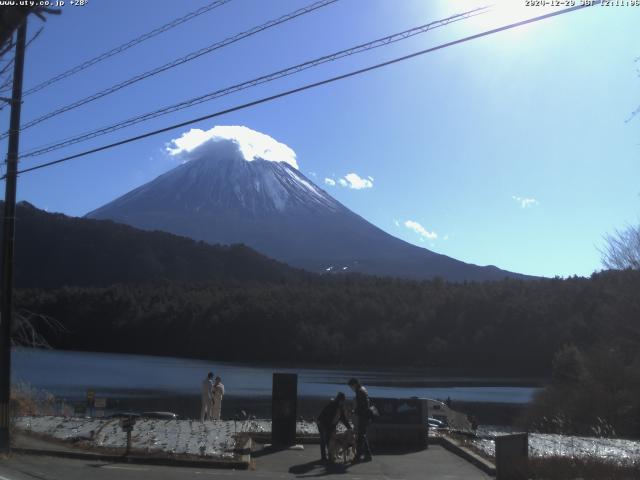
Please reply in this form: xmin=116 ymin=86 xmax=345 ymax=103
xmin=271 ymin=373 xmax=297 ymax=446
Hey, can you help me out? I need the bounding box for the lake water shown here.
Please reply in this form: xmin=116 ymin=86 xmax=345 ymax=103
xmin=12 ymin=347 xmax=539 ymax=405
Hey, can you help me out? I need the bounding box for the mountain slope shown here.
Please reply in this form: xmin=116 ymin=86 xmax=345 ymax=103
xmin=2 ymin=201 xmax=306 ymax=288
xmin=87 ymin=138 xmax=530 ymax=281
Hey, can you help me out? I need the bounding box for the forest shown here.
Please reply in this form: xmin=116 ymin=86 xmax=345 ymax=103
xmin=15 ymin=269 xmax=640 ymax=377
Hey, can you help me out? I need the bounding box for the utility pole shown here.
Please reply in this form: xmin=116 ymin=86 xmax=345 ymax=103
xmin=0 ymin=18 xmax=27 ymax=453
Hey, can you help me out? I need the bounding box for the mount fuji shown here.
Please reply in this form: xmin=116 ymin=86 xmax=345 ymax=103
xmin=86 ymin=127 xmax=528 ymax=281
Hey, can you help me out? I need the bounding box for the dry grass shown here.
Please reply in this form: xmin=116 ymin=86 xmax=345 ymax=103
xmin=10 ymin=382 xmax=57 ymax=421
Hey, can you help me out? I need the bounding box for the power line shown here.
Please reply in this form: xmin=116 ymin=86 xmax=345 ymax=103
xmin=0 ymin=27 xmax=44 ymax=97
xmin=22 ymin=0 xmax=232 ymax=98
xmin=1 ymin=0 xmax=338 ymax=138
xmin=8 ymin=2 xmax=598 ymax=178
xmin=19 ymin=6 xmax=488 ymax=160
xmin=0 ymin=3 xmax=227 ymax=103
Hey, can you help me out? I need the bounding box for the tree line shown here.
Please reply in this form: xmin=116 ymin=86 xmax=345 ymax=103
xmin=14 ymin=269 xmax=640 ymax=378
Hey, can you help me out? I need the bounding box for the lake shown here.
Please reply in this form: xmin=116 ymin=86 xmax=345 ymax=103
xmin=12 ymin=347 xmax=540 ymax=406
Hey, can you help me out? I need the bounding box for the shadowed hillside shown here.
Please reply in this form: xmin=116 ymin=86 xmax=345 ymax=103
xmin=1 ymin=202 xmax=307 ymax=288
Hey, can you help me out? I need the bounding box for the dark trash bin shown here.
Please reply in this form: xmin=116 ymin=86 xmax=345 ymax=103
xmin=367 ymin=397 xmax=429 ymax=450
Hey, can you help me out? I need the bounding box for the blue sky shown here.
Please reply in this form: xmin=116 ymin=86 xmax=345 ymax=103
xmin=1 ymin=0 xmax=639 ymax=278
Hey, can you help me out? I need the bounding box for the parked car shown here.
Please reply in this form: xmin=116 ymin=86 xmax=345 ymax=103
xmin=141 ymin=411 xmax=178 ymax=420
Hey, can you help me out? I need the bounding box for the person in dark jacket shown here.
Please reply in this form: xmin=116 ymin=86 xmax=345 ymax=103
xmin=317 ymin=392 xmax=351 ymax=462
xmin=348 ymin=377 xmax=373 ymax=462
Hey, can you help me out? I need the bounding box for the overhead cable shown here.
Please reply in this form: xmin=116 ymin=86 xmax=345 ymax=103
xmin=20 ymin=5 xmax=487 ymax=159
xmin=21 ymin=0 xmax=232 ymax=98
xmin=1 ymin=0 xmax=338 ymax=138
xmin=9 ymin=2 xmax=598 ymax=177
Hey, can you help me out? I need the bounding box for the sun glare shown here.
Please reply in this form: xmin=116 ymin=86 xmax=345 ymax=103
xmin=450 ymin=0 xmax=566 ymax=36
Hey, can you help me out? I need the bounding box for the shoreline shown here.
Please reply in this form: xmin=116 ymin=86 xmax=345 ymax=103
xmin=13 ymin=346 xmax=549 ymax=385
xmin=53 ymin=394 xmax=528 ymax=427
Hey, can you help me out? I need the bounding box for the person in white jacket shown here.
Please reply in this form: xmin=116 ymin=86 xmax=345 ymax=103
xmin=200 ymin=372 xmax=215 ymax=422
xmin=211 ymin=376 xmax=225 ymax=420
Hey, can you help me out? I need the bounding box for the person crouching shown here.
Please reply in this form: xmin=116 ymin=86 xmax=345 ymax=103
xmin=317 ymin=392 xmax=352 ymax=463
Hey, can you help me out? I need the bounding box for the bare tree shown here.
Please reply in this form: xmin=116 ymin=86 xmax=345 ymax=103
xmin=602 ymin=57 xmax=640 ymax=271
xmin=0 ymin=6 xmax=60 ymax=58
xmin=0 ymin=26 xmax=42 ymax=95
xmin=0 ymin=6 xmax=60 ymax=95
xmin=627 ymin=56 xmax=640 ymax=124
xmin=601 ymin=223 xmax=640 ymax=270
xmin=12 ymin=309 xmax=67 ymax=349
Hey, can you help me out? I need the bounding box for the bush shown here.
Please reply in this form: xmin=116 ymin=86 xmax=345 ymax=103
xmin=10 ymin=382 xmax=57 ymax=419
xmin=523 ymin=345 xmax=640 ymax=438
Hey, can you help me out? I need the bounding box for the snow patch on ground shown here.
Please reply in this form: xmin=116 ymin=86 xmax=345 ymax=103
xmin=17 ymin=416 xmax=237 ymax=458
xmin=15 ymin=416 xmax=321 ymax=458
xmin=471 ymin=426 xmax=640 ymax=466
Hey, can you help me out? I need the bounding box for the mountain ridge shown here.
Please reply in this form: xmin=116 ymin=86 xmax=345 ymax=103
xmin=87 ymin=138 xmax=532 ymax=281
xmin=2 ymin=201 xmax=307 ymax=288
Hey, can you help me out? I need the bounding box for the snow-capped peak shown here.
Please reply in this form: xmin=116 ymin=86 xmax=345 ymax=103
xmin=167 ymin=125 xmax=299 ymax=170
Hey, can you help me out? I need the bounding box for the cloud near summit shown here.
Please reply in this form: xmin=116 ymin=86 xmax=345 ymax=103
xmin=404 ymin=220 xmax=437 ymax=240
xmin=324 ymin=173 xmax=374 ymax=190
xmin=166 ymin=125 xmax=299 ymax=169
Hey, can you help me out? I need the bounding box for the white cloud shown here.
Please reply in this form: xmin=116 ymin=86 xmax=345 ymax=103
xmin=324 ymin=178 xmax=336 ymax=186
xmin=394 ymin=219 xmax=400 ymax=227
xmin=404 ymin=220 xmax=437 ymax=240
xmin=512 ymin=195 xmax=539 ymax=208
xmin=167 ymin=125 xmax=299 ymax=169
xmin=323 ymin=172 xmax=374 ymax=190
xmin=339 ymin=172 xmax=373 ymax=190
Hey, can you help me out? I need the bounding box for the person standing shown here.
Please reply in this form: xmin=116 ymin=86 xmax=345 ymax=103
xmin=316 ymin=392 xmax=352 ymax=462
xmin=348 ymin=378 xmax=373 ymax=462
xmin=200 ymin=372 xmax=215 ymax=422
xmin=211 ymin=376 xmax=225 ymax=420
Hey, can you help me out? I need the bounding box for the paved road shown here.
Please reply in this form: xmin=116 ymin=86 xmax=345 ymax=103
xmin=0 ymin=445 xmax=491 ymax=480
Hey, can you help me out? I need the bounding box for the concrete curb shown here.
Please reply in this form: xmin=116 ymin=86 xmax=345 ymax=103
xmin=12 ymin=447 xmax=249 ymax=469
xmin=11 ymin=436 xmax=252 ymax=470
xmin=249 ymin=432 xmax=320 ymax=444
xmin=430 ymin=435 xmax=496 ymax=476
